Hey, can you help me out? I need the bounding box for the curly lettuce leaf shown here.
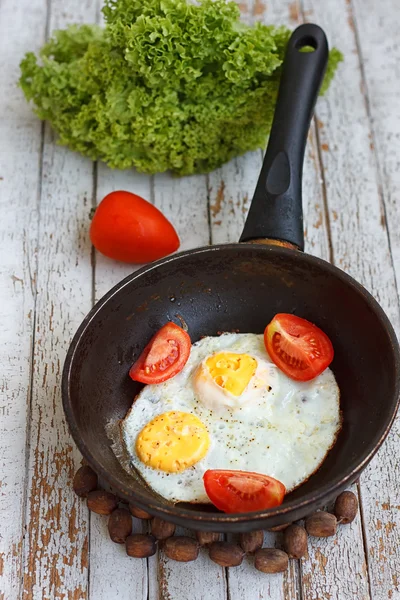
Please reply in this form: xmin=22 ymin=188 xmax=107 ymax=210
xmin=19 ymin=0 xmax=342 ymax=176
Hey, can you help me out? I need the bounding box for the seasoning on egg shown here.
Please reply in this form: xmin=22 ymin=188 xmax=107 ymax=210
xmin=119 ymin=333 xmax=341 ymax=505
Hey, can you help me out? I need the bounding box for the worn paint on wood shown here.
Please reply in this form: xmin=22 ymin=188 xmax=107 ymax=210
xmin=300 ymin=486 xmax=369 ymax=600
xmin=89 ymin=513 xmax=148 ymax=600
xmin=149 ymin=527 xmax=227 ymax=600
xmin=1 ymin=0 xmax=400 ymax=598
xmin=0 ymin=1 xmax=47 ymax=598
xmin=348 ymin=1 xmax=400 ymax=597
xmin=21 ymin=133 xmax=93 ymax=600
xmin=21 ymin=2 xmax=98 ymax=598
xmin=301 ymin=1 xmax=400 ymax=599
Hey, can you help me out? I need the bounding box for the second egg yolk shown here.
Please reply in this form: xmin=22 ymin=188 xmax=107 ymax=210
xmin=205 ymin=352 xmax=257 ymax=396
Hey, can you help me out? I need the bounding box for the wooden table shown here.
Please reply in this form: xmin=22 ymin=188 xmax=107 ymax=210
xmin=1 ymin=0 xmax=399 ymax=598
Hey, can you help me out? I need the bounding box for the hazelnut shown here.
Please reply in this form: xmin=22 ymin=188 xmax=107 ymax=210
xmin=208 ymin=542 xmax=244 ymax=567
xmin=151 ymin=517 xmax=176 ymax=540
xmin=108 ymin=508 xmax=132 ymax=543
xmin=334 ymin=491 xmax=359 ymax=524
xmin=87 ymin=490 xmax=118 ymax=515
xmin=239 ymin=530 xmax=264 ymax=554
xmin=195 ymin=531 xmax=222 ymax=546
xmin=126 ymin=534 xmax=157 ymax=558
xmin=283 ymin=524 xmax=308 ymax=558
xmin=255 ymin=548 xmax=289 ymax=573
xmin=306 ymin=511 xmax=337 ymax=537
xmin=129 ymin=503 xmax=152 ymax=520
xmin=73 ymin=465 xmax=98 ymax=498
xmin=163 ymin=536 xmax=199 ymax=562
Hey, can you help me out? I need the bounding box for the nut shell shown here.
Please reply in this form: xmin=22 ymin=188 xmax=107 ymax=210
xmin=195 ymin=531 xmax=222 ymax=546
xmin=334 ymin=491 xmax=359 ymax=524
xmin=73 ymin=465 xmax=98 ymax=498
xmin=151 ymin=517 xmax=176 ymax=540
xmin=306 ymin=511 xmax=337 ymax=537
xmin=254 ymin=548 xmax=289 ymax=573
xmin=108 ymin=508 xmax=132 ymax=543
xmin=239 ymin=530 xmax=264 ymax=554
xmin=208 ymin=542 xmax=244 ymax=567
xmin=283 ymin=524 xmax=308 ymax=558
xmin=163 ymin=536 xmax=199 ymax=562
xmin=87 ymin=490 xmax=118 ymax=515
xmin=126 ymin=534 xmax=157 ymax=558
xmin=129 ymin=503 xmax=152 ymax=520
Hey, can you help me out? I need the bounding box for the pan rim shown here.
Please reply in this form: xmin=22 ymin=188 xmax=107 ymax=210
xmin=62 ymin=243 xmax=400 ymax=528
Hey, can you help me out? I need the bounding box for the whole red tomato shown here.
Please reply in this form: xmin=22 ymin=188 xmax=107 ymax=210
xmin=90 ymin=191 xmax=180 ymax=263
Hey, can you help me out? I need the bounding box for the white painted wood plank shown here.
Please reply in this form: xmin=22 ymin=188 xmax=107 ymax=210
xmin=148 ymin=527 xmax=227 ymax=600
xmin=301 ymin=1 xmax=400 ymax=599
xmin=0 ymin=1 xmax=47 ymax=599
xmin=89 ymin=513 xmax=147 ymax=600
xmin=300 ymin=486 xmax=369 ymax=600
xmin=21 ymin=133 xmax=93 ymax=600
xmin=226 ymin=531 xmax=299 ymax=600
xmin=21 ymin=1 xmax=98 ymax=598
xmin=153 ymin=173 xmax=210 ymax=252
xmin=345 ymin=1 xmax=400 ymax=597
xmin=351 ymin=0 xmax=400 ymax=282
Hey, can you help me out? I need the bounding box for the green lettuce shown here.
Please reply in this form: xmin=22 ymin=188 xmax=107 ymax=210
xmin=20 ymin=0 xmax=342 ymax=176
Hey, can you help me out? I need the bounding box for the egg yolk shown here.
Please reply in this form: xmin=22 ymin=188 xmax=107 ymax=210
xmin=136 ymin=411 xmax=210 ymax=473
xmin=205 ymin=352 xmax=257 ymax=396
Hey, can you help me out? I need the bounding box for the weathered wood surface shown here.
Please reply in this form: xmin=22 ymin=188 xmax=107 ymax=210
xmin=0 ymin=1 xmax=47 ymax=598
xmin=19 ymin=2 xmax=96 ymax=599
xmin=0 ymin=0 xmax=399 ymax=598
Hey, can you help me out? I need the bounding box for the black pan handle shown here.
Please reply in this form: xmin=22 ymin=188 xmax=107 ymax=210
xmin=239 ymin=24 xmax=329 ymax=251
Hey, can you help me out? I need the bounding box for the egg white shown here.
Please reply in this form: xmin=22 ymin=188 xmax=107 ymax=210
xmin=119 ymin=333 xmax=341 ymax=503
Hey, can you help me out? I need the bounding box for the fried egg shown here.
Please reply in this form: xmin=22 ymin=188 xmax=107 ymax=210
xmin=119 ymin=333 xmax=341 ymax=503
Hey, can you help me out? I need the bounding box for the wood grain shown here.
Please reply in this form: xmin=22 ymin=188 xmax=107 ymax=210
xmin=22 ymin=132 xmax=93 ymax=600
xmin=89 ymin=513 xmax=148 ymax=600
xmin=148 ymin=527 xmax=227 ymax=600
xmin=21 ymin=2 xmax=98 ymax=598
xmin=346 ymin=0 xmax=400 ymax=598
xmin=0 ymin=1 xmax=47 ymax=598
xmin=300 ymin=488 xmax=369 ymax=600
xmin=1 ymin=0 xmax=399 ymax=597
xmin=301 ymin=1 xmax=400 ymax=599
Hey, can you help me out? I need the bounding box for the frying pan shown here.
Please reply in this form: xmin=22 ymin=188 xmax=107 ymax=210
xmin=62 ymin=24 xmax=400 ymax=532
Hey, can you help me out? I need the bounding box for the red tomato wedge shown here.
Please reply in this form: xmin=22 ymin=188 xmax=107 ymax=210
xmin=264 ymin=313 xmax=334 ymax=382
xmin=203 ymin=470 xmax=286 ymax=513
xmin=129 ymin=322 xmax=191 ymax=384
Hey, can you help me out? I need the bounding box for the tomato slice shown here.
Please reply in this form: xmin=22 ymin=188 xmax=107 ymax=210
xmin=129 ymin=322 xmax=191 ymax=384
xmin=203 ymin=470 xmax=286 ymax=513
xmin=264 ymin=313 xmax=334 ymax=382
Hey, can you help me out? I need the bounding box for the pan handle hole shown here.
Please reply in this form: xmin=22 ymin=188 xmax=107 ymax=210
xmin=296 ymin=35 xmax=317 ymax=53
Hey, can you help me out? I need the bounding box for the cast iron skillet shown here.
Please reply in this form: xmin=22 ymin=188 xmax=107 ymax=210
xmin=62 ymin=24 xmax=400 ymax=532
